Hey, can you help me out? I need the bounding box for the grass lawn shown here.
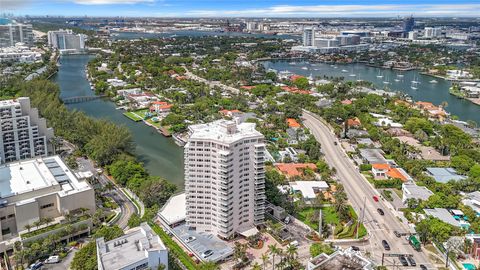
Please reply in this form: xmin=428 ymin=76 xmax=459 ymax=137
xmin=123 ymin=111 xmax=143 ymax=121
xmin=146 ymin=118 xmax=162 ymax=128
xmin=296 ymin=206 xmax=340 ymax=231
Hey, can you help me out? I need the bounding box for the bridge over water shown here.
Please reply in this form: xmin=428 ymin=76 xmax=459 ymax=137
xmin=62 ymin=95 xmax=106 ymax=104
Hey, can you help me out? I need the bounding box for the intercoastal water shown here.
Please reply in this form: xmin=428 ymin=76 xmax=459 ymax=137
xmin=53 ymin=54 xmax=185 ymax=187
xmin=263 ymin=60 xmax=480 ymax=124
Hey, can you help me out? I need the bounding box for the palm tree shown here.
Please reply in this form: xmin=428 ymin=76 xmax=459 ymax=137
xmin=261 ymin=252 xmax=269 ymax=270
xmin=286 ymin=245 xmax=298 ymax=266
xmin=24 ymin=224 xmax=32 ymax=233
xmin=252 ymin=262 xmax=262 ymax=270
xmin=32 ymin=220 xmax=42 ymax=230
xmin=268 ymin=244 xmax=279 ymax=270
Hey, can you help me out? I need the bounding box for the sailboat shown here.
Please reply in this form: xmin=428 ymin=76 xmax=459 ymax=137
xmin=411 ymin=76 xmax=419 ymax=90
xmin=411 ymin=74 xmax=419 ymax=84
xmin=383 ymin=75 xmax=390 ymax=85
xmin=349 ymin=67 xmax=356 ymax=77
xmin=397 ymin=74 xmax=404 ymax=78
xmin=376 ymin=70 xmax=383 ymax=78
xmin=342 ymin=69 xmax=348 ymax=73
xmin=301 ymin=66 xmax=308 ymax=70
xmin=429 ymin=79 xmax=438 ymax=84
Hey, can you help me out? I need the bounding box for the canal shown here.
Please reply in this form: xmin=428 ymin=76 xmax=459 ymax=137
xmin=263 ymin=60 xmax=480 ymax=124
xmin=53 ymin=54 xmax=185 ymax=187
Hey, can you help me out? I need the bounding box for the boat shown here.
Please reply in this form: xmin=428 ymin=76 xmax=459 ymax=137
xmin=429 ymin=79 xmax=438 ymax=84
xmin=342 ymin=69 xmax=348 ymax=73
xmin=411 ymin=86 xmax=418 ymax=90
xmin=397 ymin=74 xmax=404 ymax=78
xmin=333 ymin=66 xmax=338 ymax=69
xmin=314 ymin=68 xmax=320 ymax=71
xmin=376 ymin=71 xmax=383 ymax=78
xmin=350 ymin=73 xmax=356 ymax=77
xmin=301 ymin=66 xmax=308 ymax=70
xmin=383 ymin=81 xmax=390 ymax=85
xmin=394 ymin=79 xmax=400 ymax=82
xmin=289 ymin=62 xmax=296 ymax=65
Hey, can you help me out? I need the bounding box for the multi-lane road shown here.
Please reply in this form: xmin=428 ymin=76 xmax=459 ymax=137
xmin=302 ymin=111 xmax=434 ymax=269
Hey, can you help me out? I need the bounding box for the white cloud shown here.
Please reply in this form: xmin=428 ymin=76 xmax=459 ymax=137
xmin=185 ymin=4 xmax=480 ymax=17
xmin=72 ymin=0 xmax=154 ymax=5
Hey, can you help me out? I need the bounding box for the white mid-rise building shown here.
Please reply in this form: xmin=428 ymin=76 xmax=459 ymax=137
xmin=0 ymin=97 xmax=54 ymax=164
xmin=0 ymin=24 xmax=33 ymax=48
xmin=0 ymin=155 xmax=96 ymax=252
xmin=303 ymin=28 xmax=316 ymax=46
xmin=96 ymin=223 xmax=168 ymax=270
xmin=47 ymin=29 xmax=86 ymax=51
xmin=424 ymin=27 xmax=442 ymax=38
xmin=185 ymin=119 xmax=266 ymax=239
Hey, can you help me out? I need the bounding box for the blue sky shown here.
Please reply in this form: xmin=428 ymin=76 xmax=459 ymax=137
xmin=3 ymin=0 xmax=480 ymax=17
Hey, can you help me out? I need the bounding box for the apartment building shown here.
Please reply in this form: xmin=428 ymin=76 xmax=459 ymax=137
xmin=96 ymin=223 xmax=168 ymax=270
xmin=0 ymin=97 xmax=54 ymax=164
xmin=47 ymin=29 xmax=86 ymax=51
xmin=0 ymin=23 xmax=33 ymax=48
xmin=185 ymin=119 xmax=266 ymax=239
xmin=0 ymin=155 xmax=96 ymax=252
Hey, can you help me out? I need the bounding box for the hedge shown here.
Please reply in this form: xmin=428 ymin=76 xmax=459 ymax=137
xmin=149 ymin=222 xmax=198 ymax=270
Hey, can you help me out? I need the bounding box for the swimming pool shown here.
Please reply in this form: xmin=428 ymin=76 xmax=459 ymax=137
xmin=463 ymin=263 xmax=476 ymax=270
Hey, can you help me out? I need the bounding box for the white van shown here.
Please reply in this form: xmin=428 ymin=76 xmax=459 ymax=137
xmin=45 ymin=255 xmax=60 ymax=264
xmin=289 ymin=240 xmax=299 ymax=247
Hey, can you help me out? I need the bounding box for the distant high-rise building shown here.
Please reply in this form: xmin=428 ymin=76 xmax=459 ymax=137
xmin=335 ymin=34 xmax=360 ymax=46
xmin=47 ymin=29 xmax=86 ymax=51
xmin=424 ymin=27 xmax=442 ymax=38
xmin=185 ymin=119 xmax=266 ymax=239
xmin=246 ymin=22 xmax=257 ymax=32
xmin=303 ymin=28 xmax=316 ymax=46
xmin=408 ymin=31 xmax=418 ymax=40
xmin=0 ymin=23 xmax=33 ymax=48
xmin=0 ymin=97 xmax=54 ymax=163
xmin=402 ymin=16 xmax=415 ymax=33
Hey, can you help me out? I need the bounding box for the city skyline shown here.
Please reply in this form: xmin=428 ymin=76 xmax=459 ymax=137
xmin=3 ymin=0 xmax=480 ymax=17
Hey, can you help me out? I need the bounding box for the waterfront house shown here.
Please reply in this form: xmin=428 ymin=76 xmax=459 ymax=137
xmin=425 ymin=167 xmax=466 ymax=183
xmin=150 ymin=101 xmax=173 ymax=114
xmin=423 ymin=208 xmax=470 ymax=228
xmin=462 ymin=191 xmax=480 ymax=216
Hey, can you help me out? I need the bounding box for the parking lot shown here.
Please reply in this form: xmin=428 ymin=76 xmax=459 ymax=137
xmin=172 ymin=223 xmax=233 ymax=262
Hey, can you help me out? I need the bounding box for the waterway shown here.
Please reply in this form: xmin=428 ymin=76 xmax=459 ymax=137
xmin=263 ymin=60 xmax=480 ymax=124
xmin=53 ymin=54 xmax=185 ymax=187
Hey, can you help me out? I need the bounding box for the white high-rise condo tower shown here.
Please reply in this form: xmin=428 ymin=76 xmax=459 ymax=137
xmin=185 ymin=119 xmax=266 ymax=239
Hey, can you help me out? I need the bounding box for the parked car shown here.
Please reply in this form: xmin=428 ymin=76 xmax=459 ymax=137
xmin=377 ymin=208 xmax=384 ymax=215
xmin=394 ymin=230 xmax=401 ymax=238
xmin=420 ymin=264 xmax=428 ymax=270
xmin=373 ymin=195 xmax=379 ymax=202
xmin=44 ymin=255 xmax=60 ymax=264
xmin=184 ymin=236 xmax=196 ymax=243
xmin=27 ymin=262 xmax=43 ymax=270
xmin=407 ymin=256 xmax=416 ymax=266
xmin=351 ymin=246 xmax=360 ymax=251
xmin=382 ymin=240 xmax=390 ymax=250
xmin=399 ymin=255 xmax=409 ymax=266
xmin=284 ymin=216 xmax=291 ymax=224
xmin=201 ymin=250 xmax=214 ymax=258
xmin=288 ymin=240 xmax=299 ymax=247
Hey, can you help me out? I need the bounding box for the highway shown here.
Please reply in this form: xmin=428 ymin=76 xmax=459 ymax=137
xmin=302 ymin=111 xmax=434 ymax=269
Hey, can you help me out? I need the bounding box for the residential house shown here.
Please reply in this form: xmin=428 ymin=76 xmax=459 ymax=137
xmin=359 ymin=148 xmax=387 ymax=164
xmin=286 ymin=118 xmax=301 ymax=129
xmin=402 ymin=183 xmax=434 ymax=204
xmin=462 ymin=191 xmax=480 ymax=216
xmin=423 ymin=208 xmax=470 ymax=228
xmin=150 ymin=101 xmax=173 ymax=114
xmin=307 ymin=247 xmax=374 ymax=270
xmin=346 ymin=117 xmax=361 ymax=128
xmin=425 ymin=167 xmax=466 ymax=183
xmin=289 ymin=181 xmax=329 ymax=200
xmin=275 ymin=163 xmax=317 ymax=178
xmin=465 ymin=234 xmax=480 ymax=260
xmin=372 ymin=164 xmax=412 ymax=182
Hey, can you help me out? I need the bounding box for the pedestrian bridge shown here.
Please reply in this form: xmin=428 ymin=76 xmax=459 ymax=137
xmin=62 ymin=95 xmax=106 ymax=104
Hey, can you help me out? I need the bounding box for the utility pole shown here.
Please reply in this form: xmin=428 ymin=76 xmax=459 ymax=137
xmin=318 ymin=209 xmax=323 ymax=236
xmin=356 ymin=196 xmax=366 ymax=239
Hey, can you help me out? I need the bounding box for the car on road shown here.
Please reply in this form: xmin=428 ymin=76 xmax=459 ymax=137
xmin=420 ymin=264 xmax=427 ymax=270
xmin=382 ymin=240 xmax=390 ymax=250
xmin=201 ymin=250 xmax=214 ymax=259
xmin=184 ymin=236 xmax=196 ymax=243
xmin=377 ymin=208 xmax=384 ymax=215
xmin=399 ymin=255 xmax=409 ymax=266
xmin=407 ymin=256 xmax=416 ymax=266
xmin=373 ymin=195 xmax=379 ymax=202
xmin=351 ymin=246 xmax=360 ymax=251
xmin=394 ymin=230 xmax=401 ymax=238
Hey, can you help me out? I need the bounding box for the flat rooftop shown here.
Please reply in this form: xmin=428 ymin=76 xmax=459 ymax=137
xmin=97 ymin=223 xmax=166 ymax=270
xmin=188 ymin=119 xmax=263 ymax=144
xmin=159 ymin=192 xmax=186 ymax=226
xmin=172 ymin=222 xmax=233 ymax=263
xmin=0 ymin=156 xmax=89 ymax=199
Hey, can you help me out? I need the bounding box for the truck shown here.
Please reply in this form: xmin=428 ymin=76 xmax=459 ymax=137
xmin=409 ymin=235 xmax=421 ymax=251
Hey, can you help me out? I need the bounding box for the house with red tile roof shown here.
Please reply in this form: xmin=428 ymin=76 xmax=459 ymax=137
xmin=372 ymin=163 xmax=412 ymax=182
xmin=150 ymin=101 xmax=173 ymax=114
xmin=290 ymin=75 xmax=305 ymax=81
xmin=286 ymin=118 xmax=301 ymax=129
xmin=275 ymin=163 xmax=317 ymax=178
xmin=219 ymin=109 xmax=242 ymax=118
xmin=240 ymin=86 xmax=255 ymax=90
xmin=346 ymin=117 xmax=361 ymax=128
